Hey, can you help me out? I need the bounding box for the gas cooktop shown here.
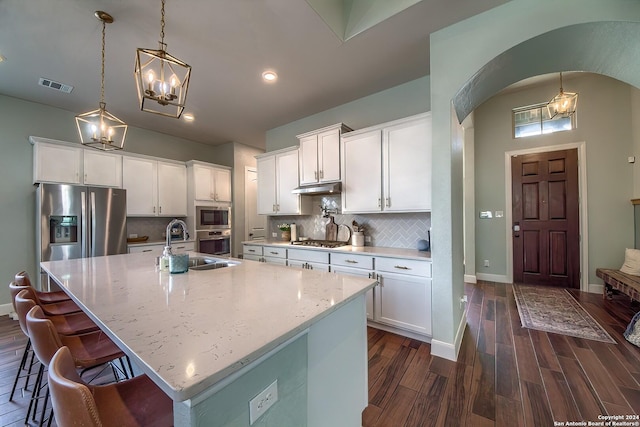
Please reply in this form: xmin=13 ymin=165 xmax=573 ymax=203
xmin=291 ymin=240 xmax=348 ymax=248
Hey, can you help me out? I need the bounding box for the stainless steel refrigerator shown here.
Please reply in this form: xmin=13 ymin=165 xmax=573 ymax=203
xmin=37 ymin=184 xmax=127 ymax=286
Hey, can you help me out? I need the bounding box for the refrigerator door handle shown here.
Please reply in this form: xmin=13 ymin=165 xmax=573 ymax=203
xmin=90 ymin=191 xmax=97 ymax=257
xmin=81 ymin=191 xmax=88 ymax=258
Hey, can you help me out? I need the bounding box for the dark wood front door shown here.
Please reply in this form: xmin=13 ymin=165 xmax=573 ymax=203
xmin=511 ymin=149 xmax=579 ymax=287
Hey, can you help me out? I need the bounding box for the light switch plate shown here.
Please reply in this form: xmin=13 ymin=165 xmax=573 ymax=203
xmin=249 ymin=380 xmax=278 ymax=424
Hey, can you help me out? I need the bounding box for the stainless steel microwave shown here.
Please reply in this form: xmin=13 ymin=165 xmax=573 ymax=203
xmin=195 ymin=206 xmax=231 ymax=230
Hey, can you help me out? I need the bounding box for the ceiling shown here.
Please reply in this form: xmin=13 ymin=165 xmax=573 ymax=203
xmin=0 ymin=0 xmax=509 ymax=150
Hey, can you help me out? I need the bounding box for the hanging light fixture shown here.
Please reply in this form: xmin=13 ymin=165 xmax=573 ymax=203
xmin=75 ymin=11 xmax=127 ymax=151
xmin=134 ymin=0 xmax=191 ymax=118
xmin=547 ymin=72 xmax=578 ymax=119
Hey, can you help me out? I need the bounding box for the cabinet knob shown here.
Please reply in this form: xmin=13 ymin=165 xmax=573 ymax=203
xmin=159 ymin=206 xmax=162 ymax=214
xmin=394 ymin=265 xmax=411 ymax=270
xmin=319 ymin=170 xmax=323 ymax=179
xmin=270 ymin=251 xmax=278 ymax=255
xmin=378 ymin=198 xmax=381 ymax=208
xmin=386 ymin=198 xmax=390 ymax=207
xmin=248 ymin=249 xmax=256 ymax=253
xmin=346 ymin=260 xmax=358 ymax=264
xmin=153 ymin=206 xmax=156 ymax=213
xmin=314 ymin=171 xmax=318 ymax=180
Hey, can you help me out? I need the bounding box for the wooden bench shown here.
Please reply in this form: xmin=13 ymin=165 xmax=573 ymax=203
xmin=596 ymin=268 xmax=640 ymax=302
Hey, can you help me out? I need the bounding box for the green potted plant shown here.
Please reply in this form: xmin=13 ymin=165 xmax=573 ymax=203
xmin=278 ymin=223 xmax=291 ymax=241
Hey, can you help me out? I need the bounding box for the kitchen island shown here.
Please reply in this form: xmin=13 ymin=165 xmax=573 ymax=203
xmin=40 ymin=252 xmax=376 ymax=426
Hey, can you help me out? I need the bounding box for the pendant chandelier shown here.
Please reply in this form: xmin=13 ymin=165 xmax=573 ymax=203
xmin=134 ymin=0 xmax=191 ymax=118
xmin=75 ymin=11 xmax=127 ymax=151
xmin=547 ymin=72 xmax=578 ymax=119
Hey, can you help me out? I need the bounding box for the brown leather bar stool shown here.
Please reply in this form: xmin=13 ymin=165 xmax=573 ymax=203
xmin=9 ymin=281 xmax=81 ymax=316
xmin=15 ymin=271 xmax=71 ymax=304
xmin=26 ymin=306 xmax=131 ymax=426
xmin=48 ymin=346 xmax=173 ymax=427
xmin=15 ymin=289 xmax=99 ymax=336
xmin=9 ymin=290 xmax=100 ymax=403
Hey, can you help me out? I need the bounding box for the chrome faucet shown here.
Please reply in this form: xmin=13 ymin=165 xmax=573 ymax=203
xmin=165 ymin=218 xmax=189 ymax=254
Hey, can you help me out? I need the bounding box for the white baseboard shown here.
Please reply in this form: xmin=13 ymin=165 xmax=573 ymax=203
xmin=476 ymin=273 xmax=510 ymax=283
xmin=0 ymin=303 xmax=15 ymax=318
xmin=588 ymin=283 xmax=604 ymax=295
xmin=431 ymin=307 xmax=467 ymax=362
xmin=366 ymin=321 xmax=431 ymax=343
xmin=464 ymin=274 xmax=477 ymax=284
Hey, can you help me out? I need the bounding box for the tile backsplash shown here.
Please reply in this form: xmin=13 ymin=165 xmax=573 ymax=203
xmin=269 ymin=195 xmax=431 ymax=249
xmin=127 ymin=217 xmax=187 ymax=242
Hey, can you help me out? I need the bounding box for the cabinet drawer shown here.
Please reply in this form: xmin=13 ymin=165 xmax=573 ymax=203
xmin=264 ymin=257 xmax=287 ymax=266
xmin=375 ymin=257 xmax=431 ymax=277
xmin=331 ymin=253 xmax=373 ymax=270
xmin=243 ymin=245 xmax=263 ymax=256
xmin=172 ymin=242 xmax=195 ymax=253
xmin=288 ymin=248 xmax=329 ymax=264
xmin=129 ymin=244 xmax=163 ymax=255
xmin=263 ymin=247 xmax=287 ymax=259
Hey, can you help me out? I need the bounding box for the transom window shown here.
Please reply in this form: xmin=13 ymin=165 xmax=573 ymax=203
xmin=513 ymin=103 xmax=576 ymax=138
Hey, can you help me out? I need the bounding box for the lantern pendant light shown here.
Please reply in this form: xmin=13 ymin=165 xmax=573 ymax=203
xmin=134 ymin=0 xmax=191 ymax=118
xmin=75 ymin=11 xmax=127 ymax=151
xmin=547 ymin=72 xmax=578 ymax=119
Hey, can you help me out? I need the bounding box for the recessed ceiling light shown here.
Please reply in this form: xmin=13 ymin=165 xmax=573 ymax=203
xmin=262 ymin=70 xmax=278 ymax=82
xmin=0 ymin=55 xmax=5 ymax=63
xmin=183 ymin=113 xmax=195 ymax=122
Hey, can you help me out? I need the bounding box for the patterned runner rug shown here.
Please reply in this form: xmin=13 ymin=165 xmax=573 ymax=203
xmin=513 ymin=284 xmax=616 ymax=343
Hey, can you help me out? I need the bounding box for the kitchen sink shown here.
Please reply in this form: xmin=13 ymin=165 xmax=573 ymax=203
xmin=188 ymin=256 xmax=240 ymax=271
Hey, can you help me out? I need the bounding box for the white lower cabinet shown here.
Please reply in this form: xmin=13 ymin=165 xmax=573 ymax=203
xmin=331 ymin=265 xmax=375 ymax=321
xmin=263 ymin=246 xmax=287 ymax=265
xmin=330 ymin=253 xmax=375 ymax=320
xmin=288 ymin=249 xmax=329 ymax=272
xmin=243 ymin=244 xmax=263 ymax=262
xmin=375 ymin=257 xmax=432 ymax=336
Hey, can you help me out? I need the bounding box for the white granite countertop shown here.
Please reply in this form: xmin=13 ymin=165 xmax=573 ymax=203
xmin=242 ymin=240 xmax=431 ymax=261
xmin=40 ymin=253 xmax=376 ymax=401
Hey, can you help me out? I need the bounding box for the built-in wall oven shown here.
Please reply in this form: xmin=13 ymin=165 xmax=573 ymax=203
xmin=197 ymin=229 xmax=231 ymax=256
xmin=196 ymin=206 xmax=231 ymax=230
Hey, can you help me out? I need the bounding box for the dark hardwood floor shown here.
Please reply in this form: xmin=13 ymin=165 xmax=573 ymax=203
xmin=1 ymin=281 xmax=639 ymax=426
xmin=363 ymin=281 xmax=640 ymax=426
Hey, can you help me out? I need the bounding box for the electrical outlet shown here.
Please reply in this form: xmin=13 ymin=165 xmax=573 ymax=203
xmin=249 ymin=380 xmax=278 ymax=424
xmin=128 ymin=233 xmax=138 ymax=238
xmin=272 ymin=232 xmax=277 ymax=238
xmin=483 ymin=260 xmax=490 ymax=267
xmin=365 ymin=236 xmax=371 ymax=243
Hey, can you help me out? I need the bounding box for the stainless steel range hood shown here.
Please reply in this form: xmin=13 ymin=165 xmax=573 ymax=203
xmin=291 ymin=182 xmax=342 ymax=195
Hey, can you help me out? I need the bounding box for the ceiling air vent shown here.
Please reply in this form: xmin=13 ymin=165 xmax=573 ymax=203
xmin=38 ymin=78 xmax=73 ymax=94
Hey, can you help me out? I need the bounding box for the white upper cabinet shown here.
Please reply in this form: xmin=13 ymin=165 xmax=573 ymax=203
xmin=123 ymin=156 xmax=186 ymax=216
xmin=298 ymin=123 xmax=351 ymax=185
xmin=341 ymin=113 xmax=431 ymax=213
xmin=32 ymin=138 xmax=123 ymax=187
xmin=341 ymin=130 xmax=382 ymax=213
xmin=256 ymin=148 xmax=311 ymax=215
xmin=188 ymin=161 xmax=232 ymax=203
xmin=157 ymin=161 xmax=187 ymax=216
xmin=383 ymin=114 xmax=431 ymax=212
xmin=34 ymin=142 xmax=83 ymax=185
xmin=83 ymin=150 xmax=122 ymax=188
